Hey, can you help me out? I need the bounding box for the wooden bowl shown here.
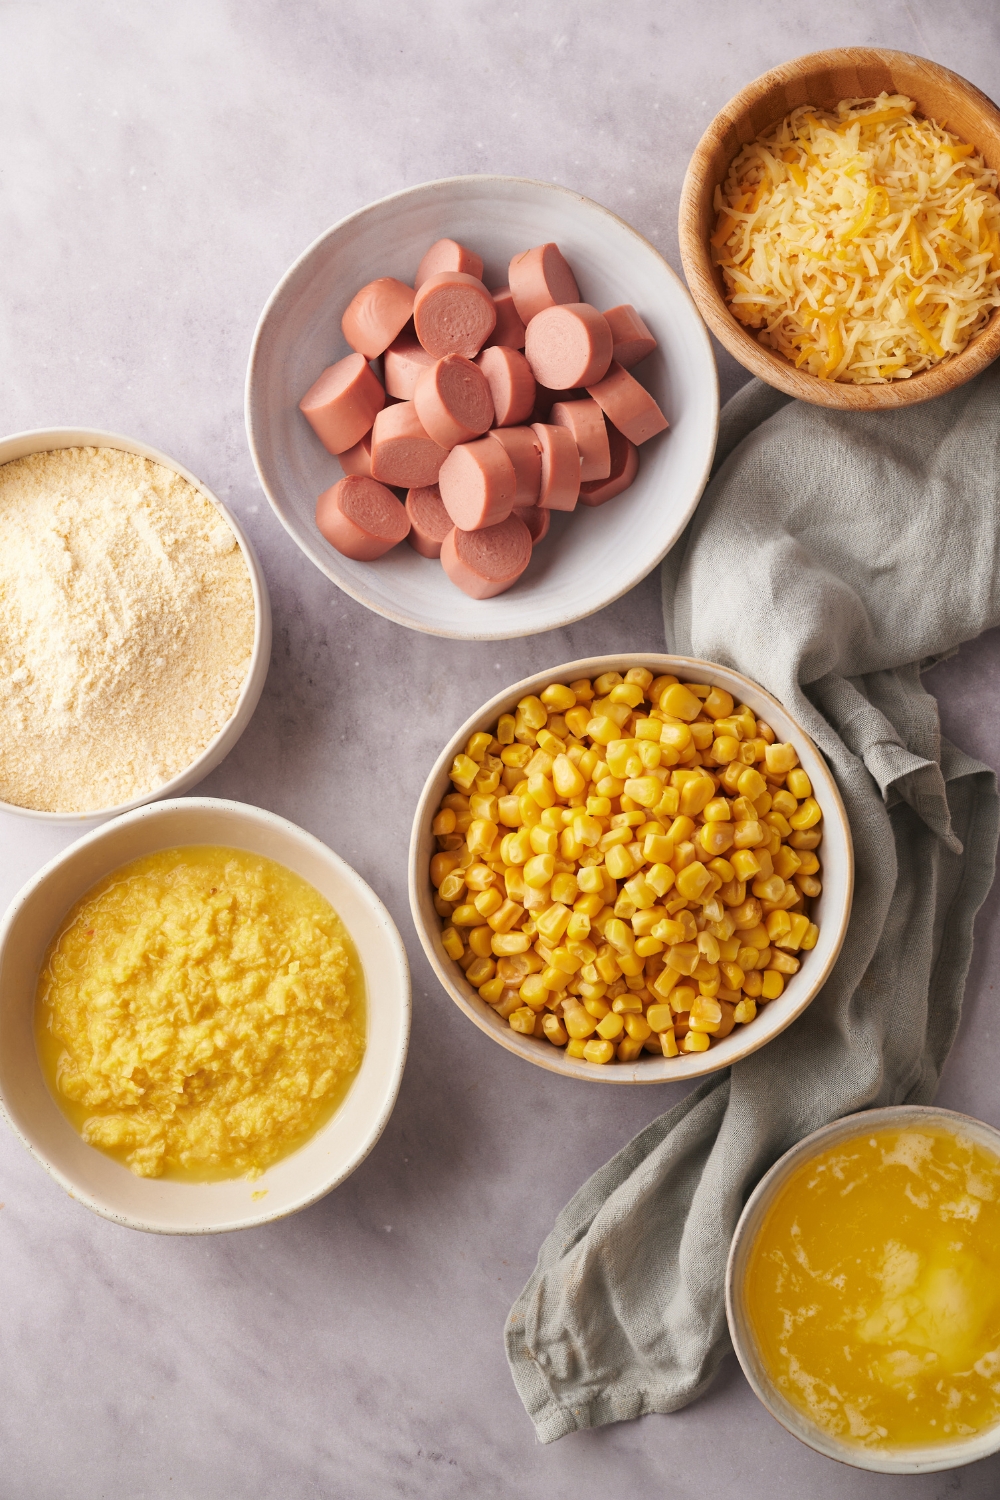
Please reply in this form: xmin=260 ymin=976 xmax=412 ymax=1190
xmin=679 ymin=48 xmax=1000 ymax=409
xmin=408 ymin=654 xmax=854 ymax=1084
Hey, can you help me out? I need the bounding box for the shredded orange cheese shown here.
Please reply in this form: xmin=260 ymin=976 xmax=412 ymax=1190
xmin=712 ymin=93 xmax=1000 ymax=382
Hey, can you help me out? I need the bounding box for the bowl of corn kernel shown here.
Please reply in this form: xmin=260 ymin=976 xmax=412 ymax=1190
xmin=409 ymin=655 xmax=853 ymax=1081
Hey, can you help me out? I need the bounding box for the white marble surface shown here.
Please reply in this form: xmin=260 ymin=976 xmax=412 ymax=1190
xmin=3 ymin=3 xmax=1000 ymax=1495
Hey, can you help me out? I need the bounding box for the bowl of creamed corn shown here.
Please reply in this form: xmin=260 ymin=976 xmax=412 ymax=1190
xmin=408 ymin=655 xmax=853 ymax=1082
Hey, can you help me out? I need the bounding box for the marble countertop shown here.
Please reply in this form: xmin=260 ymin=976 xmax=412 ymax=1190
xmin=3 ymin=3 xmax=1000 ymax=1495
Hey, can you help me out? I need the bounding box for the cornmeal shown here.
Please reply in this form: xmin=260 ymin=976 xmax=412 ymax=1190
xmin=35 ymin=846 xmax=366 ymax=1180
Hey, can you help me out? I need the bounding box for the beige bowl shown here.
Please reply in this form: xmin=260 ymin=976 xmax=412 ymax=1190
xmin=727 ymin=1105 xmax=1000 ymax=1473
xmin=408 ymin=654 xmax=853 ymax=1083
xmin=679 ymin=48 xmax=1000 ymax=409
xmin=0 ymin=797 xmax=410 ymax=1233
xmin=0 ymin=427 xmax=271 ymax=823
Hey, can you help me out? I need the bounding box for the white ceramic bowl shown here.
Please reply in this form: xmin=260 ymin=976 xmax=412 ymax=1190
xmin=0 ymin=798 xmax=410 ymax=1233
xmin=727 ymin=1105 xmax=1000 ymax=1473
xmin=409 ymin=654 xmax=853 ymax=1082
xmin=246 ymin=175 xmax=719 ymax=640
xmin=0 ymin=428 xmax=272 ymax=824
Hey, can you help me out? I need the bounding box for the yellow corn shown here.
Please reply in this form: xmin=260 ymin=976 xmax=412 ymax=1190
xmin=542 ymin=1014 xmax=569 ymax=1046
xmin=563 ymin=1002 xmax=598 ymax=1039
xmin=596 ymin=1012 xmax=625 ymax=1040
xmin=468 ymin=925 xmax=495 ymax=958
xmin=566 ymin=1038 xmax=587 ymax=1058
xmin=690 ymin=996 xmax=723 ymax=1033
xmin=441 ymin=928 xmax=465 ymax=960
xmin=733 ymin=998 xmax=757 ymax=1024
xmin=786 ymin=768 xmax=812 ymax=799
xmin=474 ymin=888 xmax=503 ymax=918
xmin=478 ymin=976 xmax=505 ymax=1004
xmin=731 ymin=850 xmax=762 ymax=882
xmin=737 ymin=767 xmax=767 ymax=799
xmin=789 ymin=797 xmax=822 ymax=831
xmin=623 ymin=1013 xmax=652 ymax=1042
xmin=450 ymin=754 xmax=479 ymax=791
xmin=761 ymin=969 xmax=785 ymax=1000
xmin=582 ymin=1038 xmax=614 ymax=1064
xmin=659 ymin=683 xmax=702 ymax=720
xmin=682 ymin=1031 xmax=710 ymax=1053
xmin=492 ymin=932 xmax=531 ymax=956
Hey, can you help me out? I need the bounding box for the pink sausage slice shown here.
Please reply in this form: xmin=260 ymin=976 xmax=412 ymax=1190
xmin=487 ymin=426 xmax=541 ymax=506
xmin=440 ymin=515 xmax=532 ymax=599
xmin=586 ymin=362 xmax=669 ymax=445
xmin=579 ymin=420 xmax=640 ymax=507
xmin=405 ymin=484 xmax=453 ymax=558
xmin=531 ymin=422 xmax=580 ymax=512
xmin=413 ymin=354 xmax=494 ymax=449
xmin=299 ymin=353 xmax=386 ymax=456
xmin=525 ymin=303 xmax=613 ymax=391
xmin=413 ymin=272 xmax=497 ymax=358
xmin=603 ymin=305 xmax=657 ymax=369
xmin=341 ymin=278 xmax=415 ymax=360
xmin=383 ymin=327 xmax=437 ymax=400
xmin=550 ymin=398 xmax=611 ymax=482
xmin=369 ymin=401 xmax=450 ymax=488
xmin=515 ymin=504 xmax=550 ymax=545
xmin=438 ymin=437 xmax=516 ymax=531
xmin=475 ymin=346 xmax=535 ymax=427
xmin=415 ymin=239 xmax=484 ymax=289
xmin=316 ymin=475 xmax=410 ymax=560
xmin=338 ymin=428 xmax=373 ymax=478
xmin=485 ymin=286 xmax=527 ymax=349
xmin=508 ymin=244 xmax=580 ymax=324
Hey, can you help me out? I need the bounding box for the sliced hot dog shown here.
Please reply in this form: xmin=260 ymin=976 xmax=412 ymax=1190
xmin=299 ymin=353 xmax=386 ymax=457
xmin=487 ymin=426 xmax=541 ymax=506
xmin=413 ymin=272 xmax=497 ymax=358
xmin=530 ymin=422 xmax=580 ymax=512
xmin=369 ymin=401 xmax=450 ymax=488
xmin=525 ymin=303 xmax=614 ymax=391
xmin=440 ymin=514 xmax=532 ymax=599
xmin=586 ymin=361 xmax=669 ymax=444
xmin=603 ymin=305 xmax=657 ymax=369
xmin=341 ymin=278 xmax=415 ymax=360
xmin=338 ymin=428 xmax=373 ymax=478
xmin=515 ymin=504 xmax=550 ymax=544
xmin=550 ymin=398 xmax=611 ymax=482
xmin=508 ymin=243 xmax=580 ymax=324
xmin=415 ymin=239 xmax=484 ymax=289
xmin=413 ymin=354 xmax=494 ymax=449
xmin=384 ymin=327 xmax=437 ymax=400
xmin=485 ymin=286 xmax=527 ymax=349
xmin=405 ymin=484 xmax=453 ymax=558
xmin=438 ymin=437 xmax=516 ymax=531
xmin=475 ymin=346 xmax=535 ymax=427
xmin=316 ymin=475 xmax=410 ymax=560
xmin=579 ymin=419 xmax=640 ymax=506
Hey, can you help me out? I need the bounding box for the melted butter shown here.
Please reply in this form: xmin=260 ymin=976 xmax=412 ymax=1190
xmin=745 ymin=1125 xmax=1000 ymax=1450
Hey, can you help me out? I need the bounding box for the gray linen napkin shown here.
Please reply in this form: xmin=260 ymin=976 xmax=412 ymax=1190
xmin=505 ymin=369 xmax=1000 ymax=1442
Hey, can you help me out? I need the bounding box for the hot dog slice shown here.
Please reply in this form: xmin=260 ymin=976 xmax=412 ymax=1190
xmin=316 ymin=475 xmax=410 ymax=560
xmin=405 ymin=484 xmax=453 ymax=558
xmin=487 ymin=426 xmax=542 ymax=506
xmin=438 ymin=436 xmax=516 ymax=531
xmin=550 ymin=398 xmax=611 ymax=482
xmin=440 ymin=514 xmax=533 ymax=599
xmin=383 ymin=327 xmax=437 ymax=400
xmin=415 ymin=239 xmax=484 ymax=289
xmin=338 ymin=429 xmax=373 ymax=478
xmin=525 ymin=303 xmax=614 ymax=391
xmin=508 ymin=244 xmax=580 ymax=324
xmin=485 ymin=287 xmax=527 ymax=349
xmin=370 ymin=401 xmax=450 ymax=488
xmin=531 ymin=423 xmax=581 ymax=512
xmin=578 ymin=419 xmax=640 ymax=506
xmin=515 ymin=504 xmax=550 ymax=545
xmin=299 ymin=353 xmax=386 ymax=457
xmin=586 ymin=362 xmax=669 ymax=444
xmin=603 ymin=305 xmax=657 ymax=369
xmin=475 ymin=346 xmax=535 ymax=427
xmin=413 ymin=354 xmax=494 ymax=449
xmin=413 ymin=272 xmax=497 ymax=358
xmin=341 ymin=278 xmax=415 ymax=360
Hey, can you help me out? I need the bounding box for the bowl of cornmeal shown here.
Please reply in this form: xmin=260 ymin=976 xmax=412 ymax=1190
xmin=0 ymin=429 xmax=271 ymax=820
xmin=0 ymin=797 xmax=410 ymax=1232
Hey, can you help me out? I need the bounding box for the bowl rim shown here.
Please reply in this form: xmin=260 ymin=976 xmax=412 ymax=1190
xmin=0 ymin=796 xmax=412 ymax=1233
xmin=678 ymin=46 xmax=1000 ymax=409
xmin=244 ymin=172 xmax=720 ymax=639
xmin=408 ymin=652 xmax=854 ymax=1083
xmin=0 ymin=427 xmax=272 ymax=824
xmin=725 ymin=1102 xmax=1000 ymax=1472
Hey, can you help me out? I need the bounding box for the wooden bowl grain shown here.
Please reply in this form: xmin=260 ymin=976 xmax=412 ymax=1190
xmin=679 ymin=48 xmax=1000 ymax=409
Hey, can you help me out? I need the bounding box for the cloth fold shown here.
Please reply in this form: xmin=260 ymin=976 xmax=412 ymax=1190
xmin=505 ymin=369 xmax=1000 ymax=1442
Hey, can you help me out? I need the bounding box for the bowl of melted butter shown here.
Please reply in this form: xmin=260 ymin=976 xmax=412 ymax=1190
xmin=727 ymin=1105 xmax=1000 ymax=1472
xmin=0 ymin=798 xmax=410 ymax=1233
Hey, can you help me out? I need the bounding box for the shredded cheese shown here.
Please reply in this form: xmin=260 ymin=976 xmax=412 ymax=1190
xmin=712 ymin=93 xmax=1000 ymax=382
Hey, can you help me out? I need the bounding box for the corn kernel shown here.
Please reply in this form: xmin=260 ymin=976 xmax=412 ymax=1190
xmin=733 ymin=998 xmax=757 ymax=1024
xmin=616 ymin=1036 xmax=644 ymax=1062
xmin=645 ymin=1004 xmax=673 ymax=1032
xmin=541 ymin=1014 xmax=569 ymax=1046
xmin=623 ymin=1013 xmax=652 ymax=1042
xmin=564 ymin=1003 xmax=598 ymax=1039
xmin=736 ymin=767 xmax=767 ymax=799
xmin=617 ymin=951 xmax=645 ymax=977
xmin=550 ymin=872 xmax=579 ymax=907
xmin=605 ymin=844 xmax=639 ymax=880
xmin=492 ymin=932 xmax=531 ymax=955
xmin=761 ymin=969 xmax=785 ymax=1000
xmin=467 ymin=925 xmax=495 ymax=958
xmin=788 ymin=796 xmax=822 ymax=831
xmin=800 ymin=921 xmax=819 ymax=951
xmin=730 ymin=849 xmax=761 ymax=882
xmin=441 ymin=927 xmax=465 ymax=960
xmin=470 ymin=887 xmax=500 ymax=919
xmin=596 ymin=1012 xmax=625 ymax=1040
xmin=523 ymin=853 xmax=555 ymax=889
xmin=676 ymin=862 xmax=711 ymax=900
xmin=566 ymin=1038 xmax=587 ymax=1058
xmin=682 ymin=1031 xmax=711 ymax=1052
xmin=769 ymin=950 xmax=800 ymax=976
xmin=690 ymin=996 xmax=722 ymax=1033
xmin=508 ymin=1006 xmax=536 ymax=1034
xmin=582 ymin=1038 xmax=615 ymax=1065
xmin=478 ymin=976 xmax=505 ymax=1004
xmin=765 ymin=742 xmax=799 ymax=776
xmin=464 ymin=956 xmax=494 ymax=987
xmin=765 ymin=910 xmax=792 ymax=941
xmin=659 ymin=683 xmax=702 ymax=720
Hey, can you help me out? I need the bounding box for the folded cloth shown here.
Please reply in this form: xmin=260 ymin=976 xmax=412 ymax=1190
xmin=505 ymin=370 xmax=1000 ymax=1442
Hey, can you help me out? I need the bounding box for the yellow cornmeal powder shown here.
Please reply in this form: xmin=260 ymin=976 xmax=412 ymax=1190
xmin=35 ymin=847 xmax=366 ymax=1180
xmin=0 ymin=447 xmax=255 ymax=812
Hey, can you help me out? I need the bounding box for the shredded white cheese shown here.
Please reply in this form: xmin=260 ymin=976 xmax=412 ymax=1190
xmin=712 ymin=93 xmax=1000 ymax=382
